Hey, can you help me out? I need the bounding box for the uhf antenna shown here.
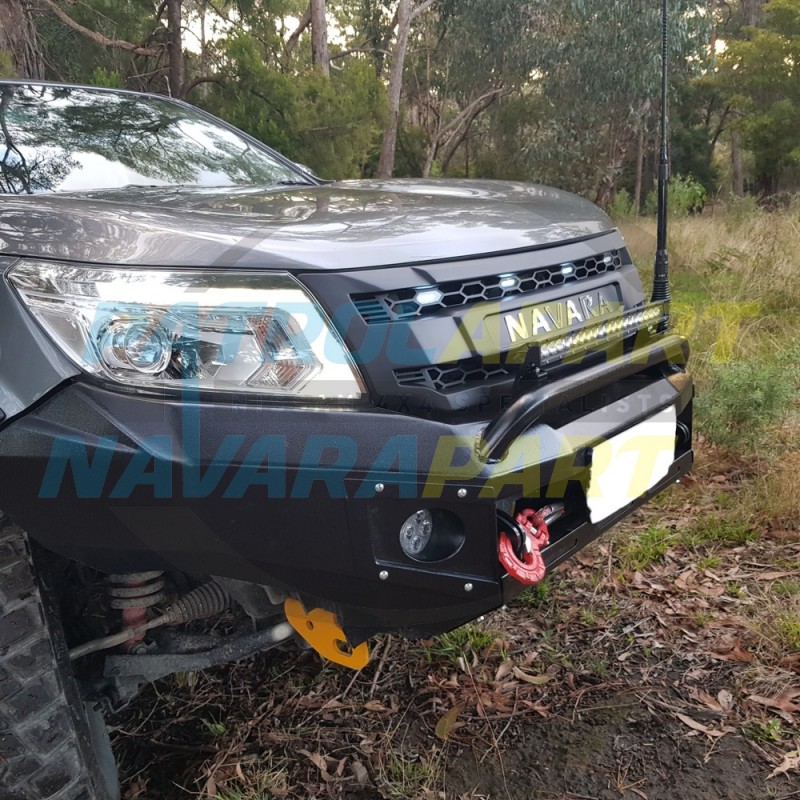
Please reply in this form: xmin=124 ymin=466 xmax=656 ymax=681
xmin=651 ymin=0 xmax=670 ymax=324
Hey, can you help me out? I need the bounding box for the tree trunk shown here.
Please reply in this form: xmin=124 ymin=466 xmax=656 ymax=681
xmin=0 ymin=0 xmax=44 ymax=79
xmin=285 ymin=4 xmax=312 ymax=58
xmin=435 ymin=88 xmax=508 ymax=176
xmin=731 ymin=128 xmax=744 ymax=197
xmin=310 ymin=0 xmax=330 ymax=76
xmin=741 ymin=0 xmax=764 ymax=27
xmin=167 ymin=0 xmax=184 ymax=97
xmin=38 ymin=0 xmax=160 ymax=57
xmin=634 ymin=124 xmax=645 ymax=215
xmin=377 ymin=0 xmax=412 ymax=179
xmin=199 ymin=0 xmax=209 ymax=99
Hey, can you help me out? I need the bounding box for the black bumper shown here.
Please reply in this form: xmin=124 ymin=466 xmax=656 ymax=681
xmin=0 ymin=335 xmax=693 ymax=638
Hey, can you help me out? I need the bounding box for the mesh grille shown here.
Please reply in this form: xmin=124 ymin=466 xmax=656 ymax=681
xmin=352 ymin=250 xmax=623 ymax=324
xmin=395 ymin=357 xmax=517 ymax=392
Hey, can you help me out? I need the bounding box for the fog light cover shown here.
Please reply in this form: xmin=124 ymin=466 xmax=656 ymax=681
xmin=399 ymin=510 xmax=434 ymax=557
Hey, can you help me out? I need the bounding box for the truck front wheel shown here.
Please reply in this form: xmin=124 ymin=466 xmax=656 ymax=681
xmin=0 ymin=513 xmax=119 ymax=800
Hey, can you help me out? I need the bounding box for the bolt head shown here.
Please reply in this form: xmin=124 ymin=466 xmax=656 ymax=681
xmin=379 ymin=570 xmax=389 ymax=581
xmin=464 ymin=582 xmax=473 ymax=592
xmin=375 ymin=483 xmax=385 ymax=493
xmin=457 ymin=488 xmax=467 ymax=498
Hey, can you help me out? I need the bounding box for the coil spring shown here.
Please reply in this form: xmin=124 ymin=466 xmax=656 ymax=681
xmin=107 ymin=571 xmax=166 ymax=610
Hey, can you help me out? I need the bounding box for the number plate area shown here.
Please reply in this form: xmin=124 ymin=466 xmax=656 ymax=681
xmin=586 ymin=405 xmax=677 ymax=524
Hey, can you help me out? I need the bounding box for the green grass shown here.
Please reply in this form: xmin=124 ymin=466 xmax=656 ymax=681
xmin=619 ymin=525 xmax=674 ymax=570
xmin=698 ymin=359 xmax=796 ymax=453
xmin=202 ymin=718 xmax=227 ymax=738
xmin=696 ymin=554 xmax=722 ymax=570
xmin=743 ymin=718 xmax=789 ymax=744
xmin=773 ymin=580 xmax=800 ymax=597
xmin=622 ymin=212 xmax=800 ymax=459
xmin=426 ymin=623 xmax=496 ymax=664
xmin=383 ymin=754 xmax=439 ymax=798
xmin=513 ymin=577 xmax=552 ymax=609
xmin=776 ymin=613 xmax=800 ymax=650
xmin=209 ymin=754 xmax=289 ymax=799
xmin=687 ymin=515 xmax=756 ymax=547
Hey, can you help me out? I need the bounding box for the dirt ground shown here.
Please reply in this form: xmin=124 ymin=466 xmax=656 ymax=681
xmin=112 ymin=451 xmax=800 ymax=800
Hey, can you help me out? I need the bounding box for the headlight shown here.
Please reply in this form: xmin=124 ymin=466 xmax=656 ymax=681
xmin=8 ymin=261 xmax=364 ymax=400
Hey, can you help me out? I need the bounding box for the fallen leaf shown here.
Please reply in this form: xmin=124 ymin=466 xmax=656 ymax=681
xmin=779 ymin=654 xmax=800 ymax=674
xmin=494 ymin=660 xmax=513 ymax=681
xmin=765 ymin=529 xmax=800 ymax=542
xmin=698 ymin=583 xmax=725 ymax=597
xmin=202 ymin=776 xmax=217 ymax=798
xmin=512 ymin=666 xmax=551 ymax=685
xmin=520 ymin=699 xmax=550 ymax=716
xmin=126 ymin=779 xmax=149 ymax=800
xmin=758 ymin=571 xmax=794 ymax=581
xmin=713 ymin=639 xmax=754 ymax=663
xmin=351 ymin=760 xmax=369 ymax=787
xmin=675 ymin=712 xmax=730 ymax=738
xmin=675 ymin=569 xmax=696 ymax=590
xmin=768 ymin=749 xmax=800 ymax=780
xmin=748 ymin=689 xmax=800 ymax=715
xmin=717 ymin=690 xmax=734 ymax=713
xmin=435 ymin=704 xmax=464 ymax=740
xmin=299 ymin=749 xmax=334 ymax=782
xmin=689 ymin=687 xmax=724 ymax=713
xmin=363 ymin=700 xmax=388 ymax=712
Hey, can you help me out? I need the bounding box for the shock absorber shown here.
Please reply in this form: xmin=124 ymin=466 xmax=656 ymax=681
xmin=107 ymin=571 xmax=166 ymax=652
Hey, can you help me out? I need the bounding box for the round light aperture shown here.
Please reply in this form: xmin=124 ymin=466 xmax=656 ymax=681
xmin=397 ymin=508 xmax=466 ymax=563
xmin=100 ymin=320 xmax=172 ymax=374
xmin=399 ymin=509 xmax=433 ymax=557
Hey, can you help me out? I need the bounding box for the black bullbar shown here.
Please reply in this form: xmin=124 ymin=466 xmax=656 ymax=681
xmin=479 ymin=333 xmax=690 ymax=461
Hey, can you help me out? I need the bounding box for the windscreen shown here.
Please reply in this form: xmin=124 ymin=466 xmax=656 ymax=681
xmin=0 ymin=84 xmax=303 ymax=195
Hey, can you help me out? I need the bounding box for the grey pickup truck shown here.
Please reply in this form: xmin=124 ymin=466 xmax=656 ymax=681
xmin=0 ymin=81 xmax=692 ymax=799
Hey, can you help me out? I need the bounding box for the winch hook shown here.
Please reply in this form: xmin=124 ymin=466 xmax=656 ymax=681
xmin=498 ymin=503 xmax=565 ymax=586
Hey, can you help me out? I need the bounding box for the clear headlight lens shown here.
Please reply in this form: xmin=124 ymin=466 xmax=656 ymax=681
xmin=8 ymin=261 xmax=364 ymax=400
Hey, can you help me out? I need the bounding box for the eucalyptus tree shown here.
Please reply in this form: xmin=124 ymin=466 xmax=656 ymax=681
xmin=527 ymin=0 xmax=709 ymax=205
xmin=712 ymin=0 xmax=800 ymax=196
xmin=200 ymin=2 xmax=386 ymax=178
xmin=403 ymin=0 xmax=540 ymax=177
xmin=376 ymin=0 xmax=437 ymax=178
xmin=0 ymin=0 xmax=45 ymax=79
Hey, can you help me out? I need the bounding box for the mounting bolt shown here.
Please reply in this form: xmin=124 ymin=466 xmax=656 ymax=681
xmin=375 ymin=483 xmax=385 ymax=493
xmin=457 ymin=488 xmax=467 ymax=498
xmin=379 ymin=570 xmax=389 ymax=581
xmin=464 ymin=582 xmax=473 ymax=592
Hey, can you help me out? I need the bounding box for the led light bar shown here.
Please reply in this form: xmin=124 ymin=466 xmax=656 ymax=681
xmin=538 ymin=304 xmax=666 ymax=364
